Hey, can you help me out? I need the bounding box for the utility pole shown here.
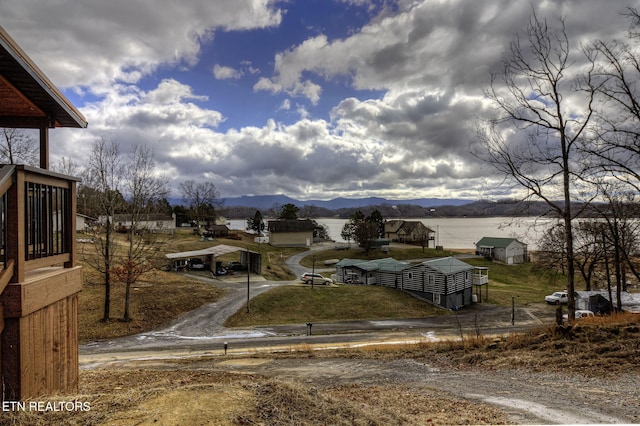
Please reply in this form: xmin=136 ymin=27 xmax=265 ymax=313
xmin=311 ymin=255 xmax=315 ymax=289
xmin=246 ymin=247 xmax=250 ymax=313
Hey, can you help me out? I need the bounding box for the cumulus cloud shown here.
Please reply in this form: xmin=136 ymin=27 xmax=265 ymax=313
xmin=0 ymin=0 xmax=282 ymax=90
xmin=213 ymin=65 xmax=243 ymax=80
xmin=3 ymin=0 xmax=637 ymax=201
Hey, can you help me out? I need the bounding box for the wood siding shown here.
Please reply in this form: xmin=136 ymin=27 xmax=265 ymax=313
xmin=2 ymin=294 xmax=78 ymax=399
xmin=1 ymin=267 xmax=81 ymax=399
xmin=269 ymin=231 xmax=312 ymax=247
xmin=401 ymin=265 xmax=474 ymax=308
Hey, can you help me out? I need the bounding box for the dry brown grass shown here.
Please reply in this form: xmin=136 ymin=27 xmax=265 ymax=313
xmin=0 ymin=369 xmax=509 ymax=426
xmin=5 ymin=315 xmax=639 ymax=425
xmin=79 ymin=268 xmax=224 ymax=343
xmin=314 ymin=312 xmax=640 ymax=377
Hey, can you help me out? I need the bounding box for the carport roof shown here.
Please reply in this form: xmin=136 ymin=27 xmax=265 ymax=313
xmin=165 ymin=244 xmax=255 ymax=259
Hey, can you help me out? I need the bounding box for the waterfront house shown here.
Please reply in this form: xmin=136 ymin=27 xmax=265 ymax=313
xmin=268 ymin=219 xmax=316 ymax=247
xmin=336 ymin=256 xmax=480 ymax=309
xmin=475 ymin=237 xmax=528 ymax=264
xmin=335 ymin=257 xmax=411 ymax=285
xmin=384 ymin=220 xmax=435 ymax=247
xmin=402 ymin=257 xmax=476 ymax=309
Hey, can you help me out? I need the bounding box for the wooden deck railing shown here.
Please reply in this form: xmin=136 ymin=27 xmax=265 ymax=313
xmin=0 ymin=164 xmax=81 ymax=400
xmin=0 ymin=164 xmax=78 ymax=284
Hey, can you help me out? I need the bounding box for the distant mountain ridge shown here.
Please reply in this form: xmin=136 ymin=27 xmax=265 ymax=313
xmin=220 ymin=194 xmax=472 ymax=210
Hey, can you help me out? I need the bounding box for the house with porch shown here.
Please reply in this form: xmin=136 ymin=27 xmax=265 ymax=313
xmin=384 ymin=220 xmax=435 ymax=247
xmin=475 ymin=237 xmax=528 ymax=264
xmin=0 ymin=25 xmax=87 ymax=400
xmin=336 ymin=256 xmax=482 ymax=309
xmin=406 ymin=257 xmax=476 ymax=309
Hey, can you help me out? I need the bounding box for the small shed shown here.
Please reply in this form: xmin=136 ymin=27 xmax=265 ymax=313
xmin=475 ymin=237 xmax=528 ymax=264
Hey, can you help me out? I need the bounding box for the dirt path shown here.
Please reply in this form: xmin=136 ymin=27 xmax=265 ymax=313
xmin=81 ymin=353 xmax=639 ymax=425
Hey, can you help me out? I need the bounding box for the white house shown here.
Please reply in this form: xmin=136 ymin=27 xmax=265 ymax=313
xmin=475 ymin=237 xmax=528 ymax=264
xmin=99 ymin=213 xmax=176 ymax=232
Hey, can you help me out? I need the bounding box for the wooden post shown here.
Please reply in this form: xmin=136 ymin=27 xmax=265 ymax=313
xmin=39 ymin=127 xmax=49 ymax=170
xmin=6 ymin=167 xmax=25 ymax=284
xmin=65 ymin=180 xmax=77 ymax=268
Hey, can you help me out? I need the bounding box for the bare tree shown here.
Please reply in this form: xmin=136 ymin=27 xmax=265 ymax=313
xmin=82 ymin=137 xmax=125 ymax=321
xmin=585 ymin=9 xmax=640 ymax=192
xmin=476 ymin=11 xmax=597 ymax=320
xmin=53 ymin=156 xmax=81 ymax=176
xmin=116 ymin=144 xmax=169 ymax=322
xmin=0 ymin=128 xmax=38 ymax=165
xmin=180 ymin=180 xmax=220 ymax=231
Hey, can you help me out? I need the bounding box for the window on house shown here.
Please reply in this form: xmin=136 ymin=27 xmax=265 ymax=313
xmin=434 ymin=294 xmax=441 ymax=304
xmin=408 ymin=272 xmax=414 ymax=280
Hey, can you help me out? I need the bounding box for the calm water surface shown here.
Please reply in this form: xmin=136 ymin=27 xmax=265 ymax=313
xmin=229 ymin=217 xmax=554 ymax=250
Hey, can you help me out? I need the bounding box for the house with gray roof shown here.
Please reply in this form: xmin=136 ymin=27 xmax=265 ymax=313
xmin=267 ymin=219 xmax=316 ymax=247
xmin=335 ymin=257 xmax=411 ymax=285
xmin=403 ymin=257 xmax=476 ymax=309
xmin=336 ymin=256 xmax=479 ymax=309
xmin=475 ymin=237 xmax=528 ymax=264
xmin=384 ymin=219 xmax=435 ymax=247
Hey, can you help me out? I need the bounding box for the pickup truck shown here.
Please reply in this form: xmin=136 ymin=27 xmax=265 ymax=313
xmin=545 ymin=291 xmax=568 ymax=304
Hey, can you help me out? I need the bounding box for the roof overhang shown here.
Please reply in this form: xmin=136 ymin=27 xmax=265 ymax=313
xmin=165 ymin=244 xmax=257 ymax=260
xmin=0 ymin=25 xmax=87 ymax=129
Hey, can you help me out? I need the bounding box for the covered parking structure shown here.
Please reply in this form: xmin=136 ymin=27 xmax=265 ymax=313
xmin=165 ymin=244 xmax=261 ymax=274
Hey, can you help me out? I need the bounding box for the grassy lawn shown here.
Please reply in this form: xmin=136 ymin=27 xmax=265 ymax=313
xmin=79 ymin=268 xmax=224 ymax=343
xmin=225 ymin=284 xmax=449 ymax=327
xmin=78 ymin=230 xmax=568 ymax=342
xmin=463 ymin=257 xmax=566 ymax=306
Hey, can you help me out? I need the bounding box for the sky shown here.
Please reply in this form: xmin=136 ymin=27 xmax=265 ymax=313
xmin=1 ymin=0 xmax=638 ymax=202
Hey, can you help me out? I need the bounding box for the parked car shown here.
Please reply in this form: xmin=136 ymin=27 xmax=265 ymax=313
xmin=189 ymin=258 xmax=205 ymax=270
xmin=563 ymin=310 xmax=595 ymax=321
xmin=545 ymin=291 xmax=568 ymax=304
xmin=227 ymin=261 xmax=245 ymax=271
xmin=300 ymin=273 xmax=333 ymax=285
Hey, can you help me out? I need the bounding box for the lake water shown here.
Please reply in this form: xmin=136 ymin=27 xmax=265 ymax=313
xmin=228 ymin=216 xmax=554 ymax=250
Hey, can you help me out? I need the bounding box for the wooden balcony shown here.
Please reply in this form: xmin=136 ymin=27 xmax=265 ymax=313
xmin=0 ymin=164 xmax=81 ymax=400
xmin=473 ymin=272 xmax=489 ymax=286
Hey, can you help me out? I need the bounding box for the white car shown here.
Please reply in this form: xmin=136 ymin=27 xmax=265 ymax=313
xmin=189 ymin=258 xmax=205 ymax=270
xmin=563 ymin=310 xmax=595 ymax=321
xmin=545 ymin=291 xmax=569 ymax=304
xmin=300 ymin=273 xmax=333 ymax=285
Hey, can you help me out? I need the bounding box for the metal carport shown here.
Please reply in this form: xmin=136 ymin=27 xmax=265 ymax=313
xmin=165 ymin=244 xmax=261 ymax=274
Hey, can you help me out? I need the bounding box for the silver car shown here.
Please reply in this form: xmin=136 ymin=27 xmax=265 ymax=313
xmin=300 ymin=273 xmax=333 ymax=285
